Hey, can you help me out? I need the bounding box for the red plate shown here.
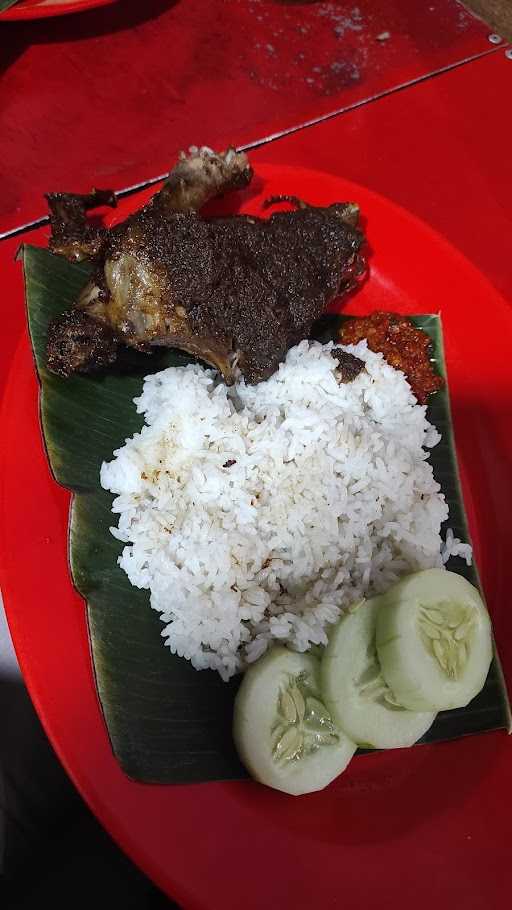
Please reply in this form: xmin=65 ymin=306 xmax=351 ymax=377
xmin=1 ymin=165 xmax=512 ymax=908
xmin=0 ymin=0 xmax=117 ymax=20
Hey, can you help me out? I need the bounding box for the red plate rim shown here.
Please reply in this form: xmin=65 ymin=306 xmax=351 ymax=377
xmin=1 ymin=163 xmax=512 ymax=907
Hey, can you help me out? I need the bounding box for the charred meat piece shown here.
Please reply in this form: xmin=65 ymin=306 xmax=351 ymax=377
xmin=339 ymin=312 xmax=444 ymax=403
xmin=152 ymin=144 xmax=253 ymax=215
xmin=46 ymin=147 xmax=366 ymax=383
xmin=46 ymin=189 xmax=117 ymax=262
xmin=47 ymin=309 xmax=119 ymax=378
xmin=331 ymin=348 xmax=365 ymax=383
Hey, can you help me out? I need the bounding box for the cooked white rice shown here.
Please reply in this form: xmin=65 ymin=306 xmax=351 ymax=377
xmin=100 ymin=340 xmax=467 ymax=680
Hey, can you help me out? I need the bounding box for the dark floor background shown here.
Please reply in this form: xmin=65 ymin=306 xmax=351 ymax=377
xmin=0 ymin=676 xmax=174 ymax=908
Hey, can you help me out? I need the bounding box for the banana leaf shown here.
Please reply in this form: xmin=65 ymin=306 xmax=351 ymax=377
xmin=23 ymin=244 xmax=511 ymax=783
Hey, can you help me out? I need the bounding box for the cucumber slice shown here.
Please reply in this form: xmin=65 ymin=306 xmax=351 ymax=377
xmin=233 ymin=647 xmax=356 ymax=795
xmin=321 ymin=600 xmax=436 ymax=749
xmin=376 ymin=568 xmax=493 ymax=711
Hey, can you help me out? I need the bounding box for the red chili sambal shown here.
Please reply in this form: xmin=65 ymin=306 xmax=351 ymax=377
xmin=339 ymin=312 xmax=444 ymax=404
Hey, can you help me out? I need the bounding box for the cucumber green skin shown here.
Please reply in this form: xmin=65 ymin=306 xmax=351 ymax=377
xmin=321 ymin=600 xmax=436 ymax=749
xmin=375 ymin=569 xmax=493 ymax=711
xmin=233 ymin=647 xmax=356 ymax=796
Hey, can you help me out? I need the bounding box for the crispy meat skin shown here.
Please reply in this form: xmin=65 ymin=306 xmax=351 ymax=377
xmin=46 ymin=147 xmax=366 ymax=382
xmin=46 ymin=189 xmax=117 ymax=262
xmin=47 ymin=309 xmax=119 ymax=378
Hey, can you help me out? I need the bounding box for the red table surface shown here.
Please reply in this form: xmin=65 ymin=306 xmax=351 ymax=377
xmin=1 ymin=45 xmax=512 ymax=910
xmin=0 ymin=0 xmax=501 ymax=234
xmin=2 ymin=49 xmax=510 ymax=391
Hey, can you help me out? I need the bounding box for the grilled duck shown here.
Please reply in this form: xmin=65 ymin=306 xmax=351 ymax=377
xmin=46 ymin=147 xmax=366 ymax=383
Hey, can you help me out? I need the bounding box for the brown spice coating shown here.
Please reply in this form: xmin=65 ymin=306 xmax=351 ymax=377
xmin=331 ymin=348 xmax=365 ymax=383
xmin=81 ymin=202 xmax=365 ymax=383
xmin=45 ymin=148 xmax=366 ymax=383
xmin=46 ymin=189 xmax=117 ymax=262
xmin=47 ymin=309 xmax=119 ymax=378
xmin=339 ymin=312 xmax=443 ymax=404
